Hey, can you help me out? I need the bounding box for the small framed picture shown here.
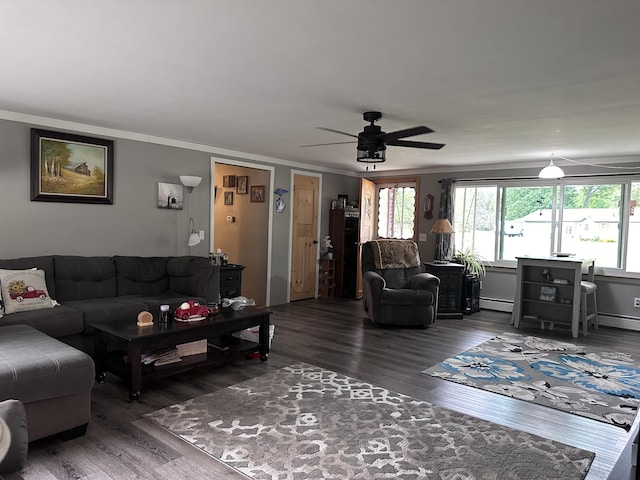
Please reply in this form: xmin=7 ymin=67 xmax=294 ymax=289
xmin=237 ymin=175 xmax=248 ymax=194
xmin=223 ymin=175 xmax=236 ymax=188
xmin=224 ymin=191 xmax=234 ymax=205
xmin=250 ymin=185 xmax=265 ymax=202
xmin=157 ymin=182 xmax=183 ymax=209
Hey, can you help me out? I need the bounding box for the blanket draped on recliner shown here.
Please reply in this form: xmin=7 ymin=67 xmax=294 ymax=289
xmin=371 ymin=240 xmax=420 ymax=269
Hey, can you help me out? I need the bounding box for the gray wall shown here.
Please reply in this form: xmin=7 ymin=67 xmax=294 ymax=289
xmin=0 ymin=117 xmax=359 ymax=307
xmin=0 ymin=119 xmax=211 ymax=258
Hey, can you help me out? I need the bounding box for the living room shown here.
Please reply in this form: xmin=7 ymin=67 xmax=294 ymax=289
xmin=2 ymin=2 xmax=640 ymax=479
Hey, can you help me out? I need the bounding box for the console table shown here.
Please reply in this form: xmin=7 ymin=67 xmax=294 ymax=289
xmin=424 ymin=262 xmax=464 ymax=319
xmin=512 ymin=256 xmax=595 ymax=337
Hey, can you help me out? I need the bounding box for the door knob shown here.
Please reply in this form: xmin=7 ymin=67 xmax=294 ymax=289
xmin=313 ymin=240 xmax=318 ymax=244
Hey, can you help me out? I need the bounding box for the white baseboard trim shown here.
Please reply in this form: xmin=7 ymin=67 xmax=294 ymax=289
xmin=480 ymin=298 xmax=513 ymax=313
xmin=479 ymin=298 xmax=640 ymax=331
xmin=597 ymin=314 xmax=640 ymax=331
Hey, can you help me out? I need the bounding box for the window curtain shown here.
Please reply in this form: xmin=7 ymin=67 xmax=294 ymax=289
xmin=435 ymin=178 xmax=455 ymax=260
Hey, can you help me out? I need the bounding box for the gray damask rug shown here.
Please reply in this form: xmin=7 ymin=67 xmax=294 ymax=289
xmin=423 ymin=332 xmax=640 ymax=430
xmin=145 ymin=363 xmax=594 ymax=479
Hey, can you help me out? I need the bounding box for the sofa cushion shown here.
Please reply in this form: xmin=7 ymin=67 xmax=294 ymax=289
xmin=0 ymin=399 xmax=28 ymax=475
xmin=0 ymin=325 xmax=94 ymax=404
xmin=167 ymin=256 xmax=212 ymax=298
xmin=124 ymin=293 xmax=207 ymax=313
xmin=53 ymin=256 xmax=116 ymax=301
xmin=114 ymin=256 xmax=170 ymax=296
xmin=0 ymin=256 xmax=56 ymax=299
xmin=0 ymin=304 xmax=84 ymax=338
xmin=0 ymin=269 xmax=55 ymax=315
xmin=64 ymin=297 xmax=148 ymax=334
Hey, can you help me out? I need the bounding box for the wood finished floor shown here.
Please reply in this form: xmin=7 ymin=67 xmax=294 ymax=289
xmin=21 ymin=299 xmax=640 ymax=479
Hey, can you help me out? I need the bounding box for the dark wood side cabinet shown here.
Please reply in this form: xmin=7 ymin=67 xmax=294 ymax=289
xmin=424 ymin=262 xmax=464 ymax=319
xmin=329 ymin=208 xmax=359 ymax=298
xmin=220 ymin=264 xmax=245 ymax=299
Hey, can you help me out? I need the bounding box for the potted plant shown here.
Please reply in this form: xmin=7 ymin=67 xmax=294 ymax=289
xmin=448 ymin=248 xmax=488 ymax=314
xmin=449 ymin=248 xmax=487 ymax=277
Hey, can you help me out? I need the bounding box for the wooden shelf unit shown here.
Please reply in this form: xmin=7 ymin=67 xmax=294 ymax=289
xmin=512 ymin=256 xmax=594 ymax=337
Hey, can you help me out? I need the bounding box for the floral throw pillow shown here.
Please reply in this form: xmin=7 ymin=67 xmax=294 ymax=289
xmin=0 ymin=269 xmax=55 ymax=315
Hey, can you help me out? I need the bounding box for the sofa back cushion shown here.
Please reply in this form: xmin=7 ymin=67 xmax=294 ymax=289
xmin=53 ymin=256 xmax=116 ymax=301
xmin=168 ymin=256 xmax=218 ymax=301
xmin=114 ymin=256 xmax=170 ymax=296
xmin=0 ymin=256 xmax=56 ymax=299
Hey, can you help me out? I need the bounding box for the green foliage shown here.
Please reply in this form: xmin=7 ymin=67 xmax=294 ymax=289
xmin=449 ymin=248 xmax=488 ymax=277
xmin=504 ymin=186 xmax=552 ymax=221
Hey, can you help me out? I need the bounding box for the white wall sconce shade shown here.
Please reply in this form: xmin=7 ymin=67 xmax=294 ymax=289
xmin=180 ymin=175 xmax=202 ymax=192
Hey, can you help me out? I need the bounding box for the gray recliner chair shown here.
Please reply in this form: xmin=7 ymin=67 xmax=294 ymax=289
xmin=361 ymin=240 xmax=440 ymax=327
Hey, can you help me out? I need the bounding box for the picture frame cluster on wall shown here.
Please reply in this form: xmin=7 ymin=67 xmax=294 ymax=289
xmin=220 ymin=174 xmax=261 ymax=206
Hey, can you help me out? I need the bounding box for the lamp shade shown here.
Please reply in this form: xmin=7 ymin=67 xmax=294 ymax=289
xmin=538 ymin=158 xmax=565 ymax=179
xmin=179 ymin=175 xmax=202 ymax=188
xmin=188 ymin=232 xmax=201 ymax=247
xmin=430 ymin=218 xmax=455 ymax=234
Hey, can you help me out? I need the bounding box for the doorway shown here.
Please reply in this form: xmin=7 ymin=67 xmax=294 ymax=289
xmin=211 ymin=158 xmax=273 ymax=307
xmin=289 ymin=172 xmax=321 ymax=301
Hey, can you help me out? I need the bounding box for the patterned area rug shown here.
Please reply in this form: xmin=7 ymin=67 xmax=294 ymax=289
xmin=145 ymin=363 xmax=594 ymax=479
xmin=423 ymin=332 xmax=640 ymax=430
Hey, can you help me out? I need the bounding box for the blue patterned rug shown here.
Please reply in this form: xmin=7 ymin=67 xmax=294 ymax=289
xmin=145 ymin=363 xmax=594 ymax=479
xmin=423 ymin=332 xmax=640 ymax=430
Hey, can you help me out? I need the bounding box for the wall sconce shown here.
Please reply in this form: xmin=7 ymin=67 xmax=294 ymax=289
xmin=180 ymin=175 xmax=202 ymax=251
xmin=179 ymin=175 xmax=202 ymax=192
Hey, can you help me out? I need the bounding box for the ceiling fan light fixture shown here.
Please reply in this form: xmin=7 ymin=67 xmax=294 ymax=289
xmin=356 ymin=147 xmax=386 ymax=164
xmin=538 ymin=157 xmax=565 ymax=179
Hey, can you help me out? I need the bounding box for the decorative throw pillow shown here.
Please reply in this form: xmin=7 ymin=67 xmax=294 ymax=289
xmin=0 ymin=268 xmax=55 ymax=314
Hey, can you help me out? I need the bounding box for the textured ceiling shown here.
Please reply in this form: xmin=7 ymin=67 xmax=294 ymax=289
xmin=2 ymin=0 xmax=640 ymax=174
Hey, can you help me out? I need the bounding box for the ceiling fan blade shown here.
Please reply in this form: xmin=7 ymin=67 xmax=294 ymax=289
xmin=300 ymin=141 xmax=357 ymax=148
xmin=317 ymin=127 xmax=359 ymax=139
xmin=380 ymin=126 xmax=434 ymax=142
xmin=386 ymin=139 xmax=445 ymax=150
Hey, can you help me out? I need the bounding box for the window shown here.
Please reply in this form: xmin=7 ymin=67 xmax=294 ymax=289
xmin=376 ymin=183 xmax=416 ymax=240
xmin=454 ymin=178 xmax=639 ymax=274
xmin=454 ymin=185 xmax=497 ymax=261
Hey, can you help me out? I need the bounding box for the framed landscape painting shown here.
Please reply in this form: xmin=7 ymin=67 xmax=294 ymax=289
xmin=31 ymin=129 xmax=114 ymax=204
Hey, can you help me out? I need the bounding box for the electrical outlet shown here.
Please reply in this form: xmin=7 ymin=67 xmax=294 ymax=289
xmin=634 ymin=297 xmax=640 ymax=308
xmin=418 ymin=233 xmax=427 ymax=242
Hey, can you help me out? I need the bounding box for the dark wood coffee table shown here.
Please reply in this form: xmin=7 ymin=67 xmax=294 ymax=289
xmin=93 ymin=306 xmax=271 ymax=400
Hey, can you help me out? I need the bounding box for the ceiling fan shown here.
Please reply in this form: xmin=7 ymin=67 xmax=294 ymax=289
xmin=302 ymin=111 xmax=445 ymax=169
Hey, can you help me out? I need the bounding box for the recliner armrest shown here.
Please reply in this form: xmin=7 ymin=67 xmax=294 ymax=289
xmin=363 ymin=271 xmax=386 ymax=296
xmin=407 ymin=272 xmax=440 ymax=292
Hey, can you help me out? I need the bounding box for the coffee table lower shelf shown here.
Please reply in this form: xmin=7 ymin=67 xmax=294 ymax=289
xmin=101 ymin=338 xmax=261 ymax=399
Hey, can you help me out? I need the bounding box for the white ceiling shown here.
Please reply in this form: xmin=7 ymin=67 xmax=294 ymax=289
xmin=2 ymin=0 xmax=640 ymax=174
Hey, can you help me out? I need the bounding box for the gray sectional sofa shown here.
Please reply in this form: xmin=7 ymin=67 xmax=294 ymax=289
xmin=0 ymin=255 xmax=219 ymax=447
xmin=0 ymin=255 xmax=220 ymax=354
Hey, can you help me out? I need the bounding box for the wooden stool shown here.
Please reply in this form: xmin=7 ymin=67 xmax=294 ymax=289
xmin=580 ymin=281 xmax=598 ymax=334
